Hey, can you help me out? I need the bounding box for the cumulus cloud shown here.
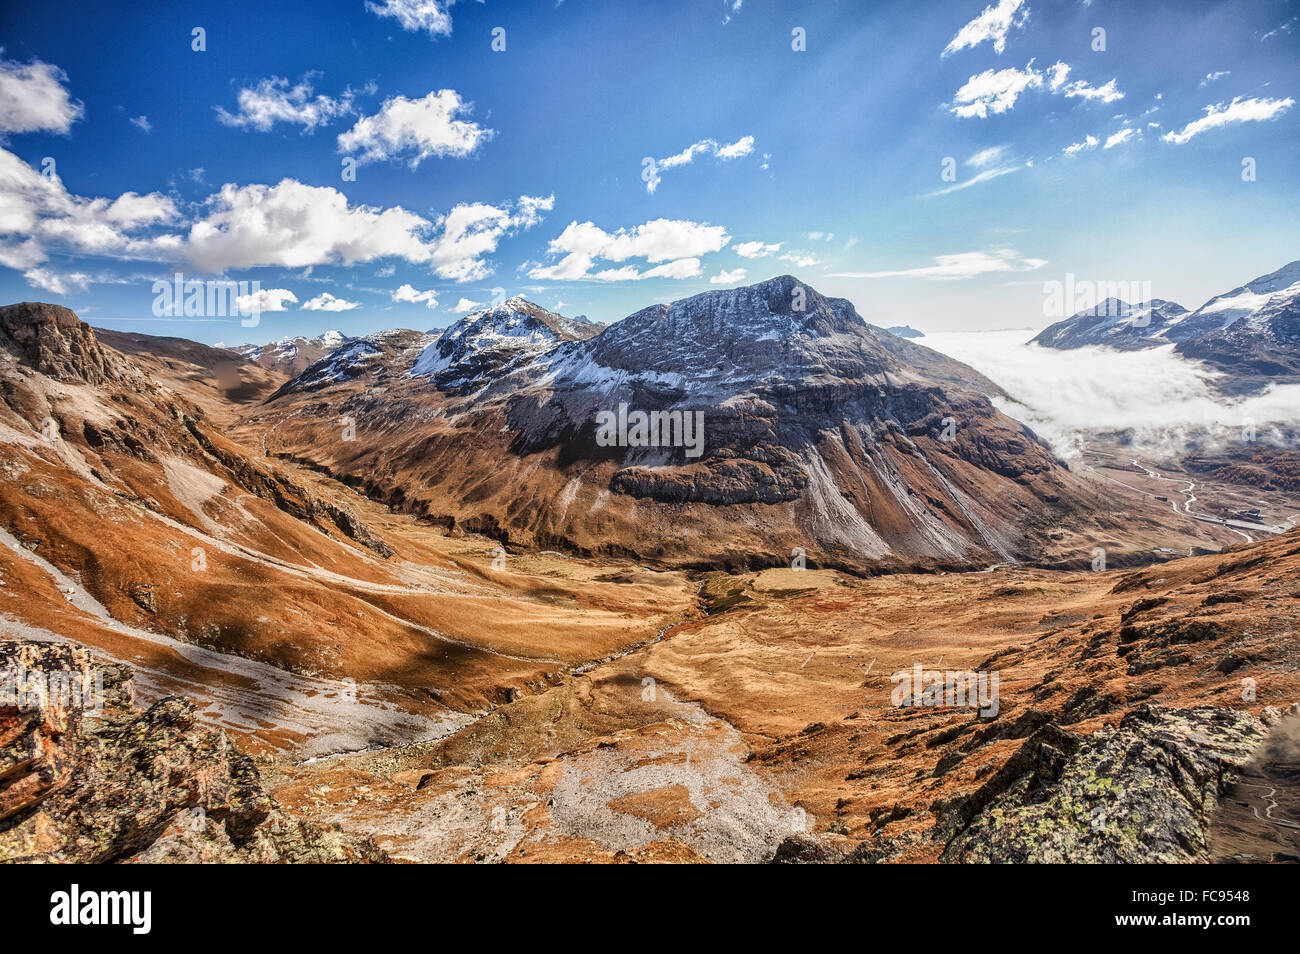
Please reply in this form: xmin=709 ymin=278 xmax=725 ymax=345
xmin=529 ymin=218 xmax=730 ymax=281
xmin=217 ymin=75 xmax=358 ymax=132
xmin=643 ymin=135 xmax=755 ymax=193
xmin=0 ymin=148 xmax=179 ymax=270
xmin=735 ymin=240 xmax=781 ymax=258
xmin=0 ymin=148 xmax=547 ymax=282
xmin=831 ymin=248 xmax=1046 ymax=281
xmin=184 ymin=179 xmax=550 ymax=280
xmin=129 ymin=115 xmax=152 ymax=133
xmin=1200 ymin=71 xmax=1231 ymax=87
xmin=1162 ymin=95 xmax=1295 ymax=144
xmin=451 ymin=297 xmax=483 ymax=312
xmin=235 ymin=287 xmax=298 ymax=313
xmin=919 ymin=330 xmax=1300 ymax=459
xmin=0 ymin=57 xmax=84 ymax=135
xmin=942 ymin=0 xmax=1028 ymax=57
xmin=710 ymin=268 xmax=747 ymax=284
xmin=365 ymin=0 xmax=457 ymax=37
xmin=392 ymin=283 xmax=438 ymax=308
xmin=337 ymin=89 xmax=492 ymax=167
xmin=301 ymin=292 xmax=360 ymax=311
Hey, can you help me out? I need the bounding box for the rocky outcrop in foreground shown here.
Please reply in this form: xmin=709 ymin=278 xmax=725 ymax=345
xmin=938 ymin=703 xmax=1275 ymax=863
xmin=0 ymin=640 xmax=386 ymax=863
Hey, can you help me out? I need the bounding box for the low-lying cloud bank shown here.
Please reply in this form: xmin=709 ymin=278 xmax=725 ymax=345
xmin=917 ymin=330 xmax=1300 ymax=460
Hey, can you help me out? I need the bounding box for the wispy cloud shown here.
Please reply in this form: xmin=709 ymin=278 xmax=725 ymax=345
xmin=1162 ymin=95 xmax=1295 ymax=144
xmin=924 ymin=163 xmax=1022 ymax=197
xmin=951 ymin=60 xmax=1123 ymax=118
xmin=643 ymin=135 xmax=755 ymax=193
xmin=832 ymin=248 xmax=1046 ymax=280
xmin=942 ymin=0 xmax=1028 ymax=57
xmin=1063 ymin=134 xmax=1099 ymax=156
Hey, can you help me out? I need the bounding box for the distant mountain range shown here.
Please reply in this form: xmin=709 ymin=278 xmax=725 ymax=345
xmin=258 ymin=275 xmax=1112 ymax=572
xmin=231 ymin=330 xmax=352 ymax=377
xmin=884 ymin=324 xmax=924 ymax=339
xmin=1030 ymin=260 xmax=1300 ymax=388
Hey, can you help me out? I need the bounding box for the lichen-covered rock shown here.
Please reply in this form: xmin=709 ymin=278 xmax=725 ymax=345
xmin=941 ymin=704 xmax=1267 ymax=863
xmin=0 ymin=639 xmax=387 ymax=864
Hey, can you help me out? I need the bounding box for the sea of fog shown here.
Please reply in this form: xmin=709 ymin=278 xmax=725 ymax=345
xmin=915 ymin=330 xmax=1300 ymax=461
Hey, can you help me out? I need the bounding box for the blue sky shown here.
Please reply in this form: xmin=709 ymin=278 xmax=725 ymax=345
xmin=0 ymin=0 xmax=1296 ymax=344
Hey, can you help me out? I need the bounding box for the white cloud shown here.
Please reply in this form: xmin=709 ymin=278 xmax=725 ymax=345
xmin=0 ymin=57 xmax=84 ymax=135
xmin=529 ymin=218 xmax=730 ymax=280
xmin=184 ymin=179 xmax=549 ymax=280
xmin=1162 ymin=95 xmax=1295 ymax=144
xmin=0 ymin=148 xmax=179 ymax=270
xmin=1063 ymin=134 xmax=1099 ymax=155
xmin=338 ymin=90 xmax=492 ymax=167
xmin=451 ymin=297 xmax=483 ymax=312
xmin=925 ymin=163 xmax=1022 ymax=197
xmin=0 ymin=146 xmax=547 ymax=282
xmin=942 ymin=0 xmax=1027 ymax=57
xmin=952 ymin=60 xmax=1124 ymax=118
xmin=950 ymin=64 xmax=1043 ymax=118
xmin=1261 ymin=17 xmax=1296 ymax=41
xmin=301 ymin=292 xmax=360 ymax=311
xmin=129 ymin=115 xmax=151 ymax=133
xmin=1104 ymin=127 xmax=1137 ymax=148
xmin=1046 ymin=62 xmax=1070 ymax=91
xmin=710 ymin=268 xmax=747 ymax=284
xmin=593 ymin=258 xmax=703 ymax=281
xmin=392 ymin=283 xmax=439 ymax=308
xmin=831 ymin=248 xmax=1046 ymax=281
xmin=235 ymin=288 xmax=297 ymax=313
xmin=779 ymin=252 xmax=820 ymax=268
xmin=365 ymin=0 xmax=456 ymax=37
xmin=644 ymin=135 xmax=755 ymax=193
xmin=716 ymin=135 xmax=755 ymax=159
xmin=216 ymin=75 xmax=357 ymax=132
xmin=23 ymin=267 xmax=89 ymax=295
xmin=1200 ymin=71 xmax=1231 ymax=87
xmin=967 ymin=145 xmax=1008 ymax=168
xmin=735 ymin=240 xmax=781 ymax=258
xmin=1062 ymin=77 xmax=1124 ymax=103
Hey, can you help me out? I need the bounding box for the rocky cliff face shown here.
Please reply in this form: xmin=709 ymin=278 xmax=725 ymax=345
xmin=0 ymin=640 xmax=386 ymax=863
xmin=0 ymin=301 xmax=143 ymax=387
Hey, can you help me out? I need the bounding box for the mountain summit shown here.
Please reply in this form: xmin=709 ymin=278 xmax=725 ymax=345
xmin=261 ymin=276 xmax=1104 ymax=571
